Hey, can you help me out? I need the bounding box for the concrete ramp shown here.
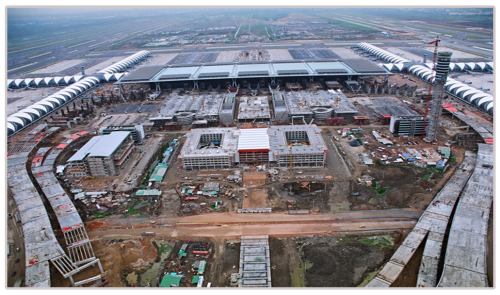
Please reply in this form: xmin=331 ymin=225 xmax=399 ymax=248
xmin=238 ymin=235 xmax=271 ymax=287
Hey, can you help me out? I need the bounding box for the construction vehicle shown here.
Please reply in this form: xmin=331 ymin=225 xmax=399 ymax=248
xmin=84 ymin=176 xmax=95 ymax=180
xmin=301 ymin=182 xmax=311 ymax=191
xmin=141 ymin=232 xmax=156 ymax=236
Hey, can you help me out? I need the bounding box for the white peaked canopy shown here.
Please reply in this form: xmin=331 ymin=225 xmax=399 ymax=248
xmin=454 ymin=63 xmax=465 ymax=71
xmin=7 ymin=122 xmax=16 ymax=132
xmin=16 ymin=113 xmax=33 ymax=124
xmin=64 ymin=76 xmax=74 ymax=84
xmin=8 ymin=116 xmax=25 ymax=128
xmin=8 ymin=50 xmax=151 ymax=137
xmin=44 ymin=77 xmax=54 ymax=85
xmin=465 ymin=63 xmax=476 ymax=70
xmin=15 ymin=79 xmax=25 ymax=87
xmin=24 ymin=78 xmax=35 ymax=87
xmin=23 ymin=107 xmax=43 ymax=118
xmin=477 ymin=96 xmax=493 ymax=107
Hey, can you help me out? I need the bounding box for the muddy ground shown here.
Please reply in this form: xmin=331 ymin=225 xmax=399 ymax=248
xmin=51 ymin=231 xmax=407 ymax=287
xmin=270 ymin=232 xmax=406 ymax=287
xmin=267 ymin=163 xmax=447 ymax=214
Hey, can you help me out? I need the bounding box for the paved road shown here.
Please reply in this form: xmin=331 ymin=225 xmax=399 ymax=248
xmin=86 ymin=209 xmax=421 ymax=239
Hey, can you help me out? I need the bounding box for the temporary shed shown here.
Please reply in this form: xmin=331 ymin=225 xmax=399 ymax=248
xmin=160 ymin=274 xmax=183 ymax=287
xmin=148 ymin=164 xmax=168 ymax=183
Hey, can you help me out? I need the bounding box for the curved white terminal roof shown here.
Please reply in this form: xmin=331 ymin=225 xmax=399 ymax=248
xmin=416 ymin=61 xmax=492 ymax=73
xmin=97 ymin=50 xmax=150 ymax=75
xmin=7 ymin=75 xmax=93 ymax=89
xmin=7 ymin=50 xmax=150 ymax=136
xmin=357 ymin=43 xmax=410 ymax=64
xmin=477 ymin=96 xmax=493 ymax=107
xmin=406 ymin=63 xmax=492 ymax=113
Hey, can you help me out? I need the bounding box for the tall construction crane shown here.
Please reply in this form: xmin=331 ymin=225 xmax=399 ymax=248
xmin=421 ymin=36 xmax=441 ymax=140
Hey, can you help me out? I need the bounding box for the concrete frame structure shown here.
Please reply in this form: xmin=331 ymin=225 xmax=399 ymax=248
xmin=100 ymin=125 xmax=145 ymax=143
xmin=367 ymin=151 xmax=477 ymax=287
xmin=7 ymin=125 xmax=104 ymax=287
xmin=66 ymin=131 xmax=134 ymax=177
xmin=238 ymin=236 xmax=272 ymax=287
xmin=272 ymin=89 xmax=357 ymax=124
xmin=438 ymin=144 xmax=493 ymax=287
xmin=390 ymin=115 xmax=426 ymax=137
xmin=268 ymin=125 xmax=327 ymax=169
xmin=149 ymin=91 xmax=236 ymax=126
xmin=179 ymin=127 xmax=238 ymax=171
xmin=425 ymin=52 xmax=453 ymax=142
xmin=179 ymin=125 xmax=327 ymax=171
xmin=237 ymin=96 xmax=271 ymax=122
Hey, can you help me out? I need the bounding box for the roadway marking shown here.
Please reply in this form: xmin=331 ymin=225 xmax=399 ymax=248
xmin=472 ymin=46 xmax=493 ymax=52
xmin=7 ymin=62 xmax=38 ymax=72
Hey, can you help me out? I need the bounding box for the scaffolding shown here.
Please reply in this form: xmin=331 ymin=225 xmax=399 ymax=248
xmin=424 ymin=51 xmax=453 ymax=142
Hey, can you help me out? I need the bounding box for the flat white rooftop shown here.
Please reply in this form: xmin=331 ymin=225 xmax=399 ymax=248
xmin=238 ymin=128 xmax=270 ymax=151
xmin=68 ymin=131 xmax=131 ymax=161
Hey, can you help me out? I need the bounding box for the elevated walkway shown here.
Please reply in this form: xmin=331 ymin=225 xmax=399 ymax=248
xmin=438 ymin=144 xmax=493 ymax=287
xmin=7 ymin=125 xmax=104 ymax=287
xmin=366 ymin=151 xmax=477 ymax=287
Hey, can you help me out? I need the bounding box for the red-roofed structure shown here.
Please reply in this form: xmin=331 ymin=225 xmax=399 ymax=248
xmin=442 ymin=103 xmax=458 ymax=112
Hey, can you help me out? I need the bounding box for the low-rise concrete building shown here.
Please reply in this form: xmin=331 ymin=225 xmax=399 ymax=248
xmin=66 ymin=131 xmax=134 ymax=177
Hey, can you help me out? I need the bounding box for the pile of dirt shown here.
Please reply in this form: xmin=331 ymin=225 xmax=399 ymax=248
xmin=98 ymin=239 xmax=148 ymax=287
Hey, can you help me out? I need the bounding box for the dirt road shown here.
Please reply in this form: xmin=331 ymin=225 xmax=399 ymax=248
xmin=86 ymin=210 xmax=420 ymax=239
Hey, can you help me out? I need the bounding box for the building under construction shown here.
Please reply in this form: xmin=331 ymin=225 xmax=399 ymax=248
xmin=424 ymin=51 xmax=453 ymax=142
xmin=389 ymin=115 xmax=426 ymax=137
xmin=149 ymin=91 xmax=237 ymax=126
xmin=178 ymin=125 xmax=327 ymax=171
xmin=271 ymin=90 xmax=357 ymax=124
xmin=268 ymin=125 xmax=327 ymax=169
xmin=66 ymin=131 xmax=134 ymax=177
xmin=237 ymin=96 xmax=271 ymax=122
